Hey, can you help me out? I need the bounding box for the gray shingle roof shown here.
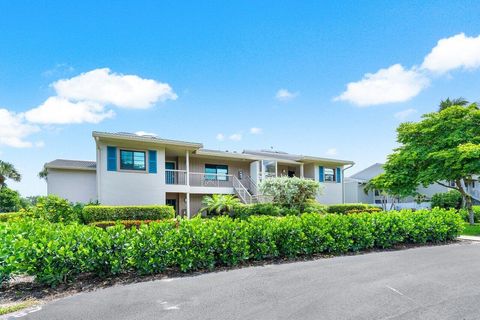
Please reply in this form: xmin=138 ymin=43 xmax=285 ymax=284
xmin=45 ymin=159 xmax=96 ymax=171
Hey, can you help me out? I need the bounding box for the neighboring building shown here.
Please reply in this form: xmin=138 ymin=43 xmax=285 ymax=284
xmin=345 ymin=163 xmax=480 ymax=208
xmin=44 ymin=131 xmax=355 ymax=217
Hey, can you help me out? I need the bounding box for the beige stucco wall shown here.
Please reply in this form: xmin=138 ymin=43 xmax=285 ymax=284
xmin=97 ymin=142 xmax=166 ymax=205
xmin=47 ymin=169 xmax=97 ymax=203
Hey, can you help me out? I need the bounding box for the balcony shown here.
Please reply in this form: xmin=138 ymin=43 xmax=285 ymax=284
xmin=165 ymin=170 xmax=234 ymax=188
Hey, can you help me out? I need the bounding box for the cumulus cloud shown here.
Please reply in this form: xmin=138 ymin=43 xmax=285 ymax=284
xmin=216 ymin=133 xmax=225 ymax=141
xmin=394 ymin=108 xmax=417 ymax=120
xmin=53 ymin=68 xmax=177 ymax=109
xmin=335 ymin=64 xmax=429 ymax=107
xmin=422 ymin=33 xmax=480 ymax=74
xmin=0 ymin=108 xmax=39 ymax=148
xmin=229 ymin=133 xmax=242 ymax=141
xmin=275 ymin=89 xmax=298 ymax=102
xmin=25 ymin=97 xmax=115 ymax=124
xmin=250 ymin=127 xmax=263 ymax=134
xmin=326 ymin=148 xmax=337 ymax=156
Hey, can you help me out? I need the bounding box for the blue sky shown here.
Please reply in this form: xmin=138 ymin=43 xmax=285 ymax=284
xmin=1 ymin=1 xmax=480 ymax=196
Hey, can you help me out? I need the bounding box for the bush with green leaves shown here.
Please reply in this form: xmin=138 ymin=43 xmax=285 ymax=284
xmin=200 ymin=194 xmax=241 ymax=216
xmin=326 ymin=203 xmax=381 ymax=214
xmin=0 ymin=211 xmax=30 ymax=222
xmin=459 ymin=206 xmax=480 ymax=223
xmin=259 ymin=176 xmax=321 ymax=211
xmin=82 ymin=205 xmax=175 ymax=223
xmin=32 ymin=195 xmax=79 ymax=223
xmin=1 ymin=208 xmax=462 ymax=286
xmin=0 ymin=187 xmax=22 ymax=213
xmin=431 ymin=190 xmax=463 ymax=210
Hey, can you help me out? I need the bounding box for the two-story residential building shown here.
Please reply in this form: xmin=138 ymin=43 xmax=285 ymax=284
xmin=345 ymin=163 xmax=480 ymax=208
xmin=45 ymin=131 xmax=355 ymax=217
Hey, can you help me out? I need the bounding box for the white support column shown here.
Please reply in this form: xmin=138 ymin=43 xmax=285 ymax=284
xmin=300 ymin=163 xmax=304 ymax=178
xmin=186 ymin=150 xmax=190 ymax=186
xmin=186 ymin=192 xmax=191 ymax=219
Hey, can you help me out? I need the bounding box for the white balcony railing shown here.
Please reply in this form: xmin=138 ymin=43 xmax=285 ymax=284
xmin=189 ymin=172 xmax=234 ymax=188
xmin=165 ymin=169 xmax=187 ymax=185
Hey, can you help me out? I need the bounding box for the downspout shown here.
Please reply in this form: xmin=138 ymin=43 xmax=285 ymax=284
xmin=342 ymin=163 xmax=355 ymax=204
xmin=95 ymin=136 xmax=101 ymax=203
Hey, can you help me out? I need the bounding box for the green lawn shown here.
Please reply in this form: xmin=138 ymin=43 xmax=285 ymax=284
xmin=0 ymin=300 xmax=36 ymax=316
xmin=462 ymin=222 xmax=480 ymax=236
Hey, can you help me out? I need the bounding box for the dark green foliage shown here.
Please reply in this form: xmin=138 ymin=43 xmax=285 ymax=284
xmin=91 ymin=220 xmax=168 ymax=229
xmin=82 ymin=205 xmax=175 ymax=223
xmin=0 ymin=208 xmax=462 ymax=286
xmin=431 ymin=190 xmax=463 ymax=210
xmin=326 ymin=203 xmax=381 ymax=214
xmin=232 ymin=202 xmax=320 ymax=219
xmin=0 ymin=187 xmax=22 ymax=213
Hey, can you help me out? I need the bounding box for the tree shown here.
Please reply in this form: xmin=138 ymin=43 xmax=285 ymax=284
xmin=438 ymin=97 xmax=469 ymax=112
xmin=0 ymin=187 xmax=22 ymax=212
xmin=0 ymin=160 xmax=21 ymax=187
xmin=259 ymin=176 xmax=321 ymax=211
xmin=381 ymin=104 xmax=480 ymax=224
xmin=38 ymin=167 xmax=48 ymax=181
xmin=364 ymin=173 xmax=413 ymax=210
xmin=201 ymin=194 xmax=241 ymax=216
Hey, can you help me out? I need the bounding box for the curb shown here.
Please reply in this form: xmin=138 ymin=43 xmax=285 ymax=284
xmin=459 ymin=235 xmax=480 ymax=242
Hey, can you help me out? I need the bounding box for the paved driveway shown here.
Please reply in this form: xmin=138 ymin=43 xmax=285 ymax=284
xmin=14 ymin=241 xmax=480 ymax=320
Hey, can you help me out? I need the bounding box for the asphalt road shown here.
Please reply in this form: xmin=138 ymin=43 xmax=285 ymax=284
xmin=14 ymin=241 xmax=480 ymax=320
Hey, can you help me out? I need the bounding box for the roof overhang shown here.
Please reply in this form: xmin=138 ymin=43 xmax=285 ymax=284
xmin=92 ymin=131 xmax=203 ymax=150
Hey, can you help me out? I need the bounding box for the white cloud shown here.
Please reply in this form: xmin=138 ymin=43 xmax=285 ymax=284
xmin=335 ymin=64 xmax=429 ymax=107
xmin=275 ymin=89 xmax=298 ymax=102
xmin=135 ymin=131 xmax=157 ymax=137
xmin=250 ymin=127 xmax=263 ymax=134
xmin=326 ymin=148 xmax=337 ymax=156
xmin=422 ymin=33 xmax=480 ymax=74
xmin=216 ymin=133 xmax=225 ymax=141
xmin=25 ymin=97 xmax=115 ymax=124
xmin=229 ymin=133 xmax=242 ymax=141
xmin=0 ymin=108 xmax=39 ymax=148
xmin=53 ymin=68 xmax=177 ymax=109
xmin=394 ymin=108 xmax=417 ymax=120
xmin=35 ymin=141 xmax=45 ymax=148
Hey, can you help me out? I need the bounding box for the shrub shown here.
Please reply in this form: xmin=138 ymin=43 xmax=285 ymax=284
xmin=200 ymin=194 xmax=241 ymax=216
xmin=1 ymin=209 xmax=462 ymax=286
xmin=326 ymin=203 xmax=381 ymax=214
xmin=431 ymin=190 xmax=463 ymax=210
xmin=82 ymin=205 xmax=175 ymax=223
xmin=0 ymin=187 xmax=22 ymax=213
xmin=91 ymin=220 xmax=168 ymax=229
xmin=260 ymin=177 xmax=321 ymax=211
xmin=0 ymin=211 xmax=31 ymax=222
xmin=459 ymin=206 xmax=480 ymax=223
xmin=32 ymin=195 xmax=79 ymax=223
xmin=233 ymin=203 xmax=283 ymax=218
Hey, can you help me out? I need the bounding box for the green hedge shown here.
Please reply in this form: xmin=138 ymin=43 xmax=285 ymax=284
xmin=326 ymin=203 xmax=381 ymax=214
xmin=0 ymin=211 xmax=30 ymax=222
xmin=459 ymin=206 xmax=480 ymax=223
xmin=91 ymin=220 xmax=168 ymax=229
xmin=82 ymin=205 xmax=175 ymax=223
xmin=0 ymin=208 xmax=462 ymax=286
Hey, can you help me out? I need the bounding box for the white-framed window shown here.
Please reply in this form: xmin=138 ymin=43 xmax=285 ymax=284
xmin=324 ymin=168 xmax=336 ymax=182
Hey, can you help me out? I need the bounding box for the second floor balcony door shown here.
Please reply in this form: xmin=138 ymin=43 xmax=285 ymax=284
xmin=165 ymin=162 xmax=175 ymax=184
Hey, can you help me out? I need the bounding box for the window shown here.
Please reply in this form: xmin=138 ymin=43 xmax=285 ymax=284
xmin=205 ymin=164 xmax=228 ymax=181
xmin=120 ymin=150 xmax=146 ymax=171
xmin=324 ymin=168 xmax=336 ymax=182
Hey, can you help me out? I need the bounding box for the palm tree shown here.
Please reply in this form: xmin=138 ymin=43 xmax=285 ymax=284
xmin=201 ymin=194 xmax=241 ymax=216
xmin=438 ymin=97 xmax=469 ymax=112
xmin=38 ymin=167 xmax=48 ymax=181
xmin=0 ymin=160 xmax=21 ymax=187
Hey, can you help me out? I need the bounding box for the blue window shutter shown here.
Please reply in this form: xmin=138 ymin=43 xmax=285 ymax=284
xmin=336 ymin=167 xmax=342 ymax=183
xmin=148 ymin=150 xmax=157 ymax=174
xmin=319 ymin=166 xmax=324 ymax=182
xmin=107 ymin=146 xmax=117 ymax=171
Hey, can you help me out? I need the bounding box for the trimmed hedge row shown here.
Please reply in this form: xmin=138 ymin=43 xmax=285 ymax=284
xmin=82 ymin=205 xmax=175 ymax=223
xmin=0 ymin=208 xmax=462 ymax=286
xmin=91 ymin=220 xmax=169 ymax=229
xmin=326 ymin=204 xmax=381 ymax=214
xmin=0 ymin=211 xmax=30 ymax=222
